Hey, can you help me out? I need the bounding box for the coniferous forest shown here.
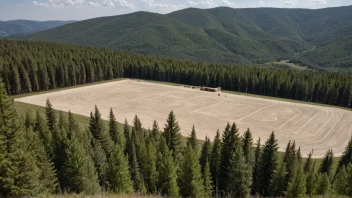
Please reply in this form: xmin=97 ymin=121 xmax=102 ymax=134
xmin=1 ymin=40 xmax=352 ymax=108
xmin=1 ymin=81 xmax=352 ymax=197
xmin=1 ymin=40 xmax=352 ymax=197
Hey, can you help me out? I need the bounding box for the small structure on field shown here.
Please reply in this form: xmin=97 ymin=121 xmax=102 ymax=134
xmin=200 ymin=86 xmax=221 ymax=92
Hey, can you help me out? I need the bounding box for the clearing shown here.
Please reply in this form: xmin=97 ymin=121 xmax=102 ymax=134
xmin=15 ymin=79 xmax=352 ymax=157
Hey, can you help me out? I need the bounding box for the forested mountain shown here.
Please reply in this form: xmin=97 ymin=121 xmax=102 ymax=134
xmin=292 ymin=36 xmax=352 ymax=70
xmin=2 ymin=40 xmax=352 ymax=109
xmin=0 ymin=19 xmax=75 ymax=38
xmin=13 ymin=5 xmax=352 ymax=67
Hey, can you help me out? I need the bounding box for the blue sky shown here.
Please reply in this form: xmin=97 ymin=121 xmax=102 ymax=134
xmin=0 ymin=0 xmax=351 ymax=21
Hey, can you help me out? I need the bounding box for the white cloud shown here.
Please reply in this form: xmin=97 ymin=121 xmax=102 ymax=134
xmin=187 ymin=0 xmax=214 ymax=7
xmin=33 ymin=0 xmax=133 ymax=8
xmin=309 ymin=0 xmax=327 ymax=4
xmin=259 ymin=1 xmax=264 ymax=6
xmin=140 ymin=0 xmax=179 ymax=8
xmin=219 ymin=0 xmax=235 ymax=7
xmin=281 ymin=0 xmax=297 ymax=6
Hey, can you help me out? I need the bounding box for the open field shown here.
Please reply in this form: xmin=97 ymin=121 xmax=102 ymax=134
xmin=15 ymin=79 xmax=352 ymax=157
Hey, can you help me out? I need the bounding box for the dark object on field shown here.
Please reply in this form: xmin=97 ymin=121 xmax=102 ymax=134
xmin=200 ymin=86 xmax=221 ymax=92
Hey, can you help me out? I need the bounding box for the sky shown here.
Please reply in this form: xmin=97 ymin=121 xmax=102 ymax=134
xmin=0 ymin=0 xmax=351 ymax=21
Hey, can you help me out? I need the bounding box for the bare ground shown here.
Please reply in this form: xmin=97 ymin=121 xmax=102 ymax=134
xmin=15 ymin=79 xmax=352 ymax=157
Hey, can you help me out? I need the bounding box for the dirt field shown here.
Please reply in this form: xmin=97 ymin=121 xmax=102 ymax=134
xmin=15 ymin=79 xmax=352 ymax=157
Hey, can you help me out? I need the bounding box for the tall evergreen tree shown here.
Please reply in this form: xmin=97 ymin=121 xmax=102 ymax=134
xmin=220 ymin=122 xmax=240 ymax=192
xmin=151 ymin=120 xmax=160 ymax=141
xmin=163 ymin=111 xmax=181 ymax=159
xmin=336 ymin=136 xmax=352 ymax=177
xmin=107 ymin=144 xmax=133 ymax=194
xmin=187 ymin=125 xmax=197 ymax=150
xmin=317 ymin=173 xmax=331 ymax=195
xmin=108 ymin=108 xmax=125 ymax=148
xmin=200 ymin=136 xmax=211 ymax=174
xmin=286 ymin=162 xmax=307 ymax=198
xmin=210 ymin=130 xmax=221 ymax=196
xmin=270 ymin=161 xmax=287 ymax=197
xmin=242 ymin=128 xmax=254 ymax=164
xmin=319 ymin=149 xmax=334 ymax=175
xmin=257 ymin=132 xmax=278 ymax=196
xmin=252 ymin=138 xmax=261 ymax=195
xmin=304 ymin=150 xmax=314 ymax=173
xmin=228 ymin=147 xmax=252 ymax=198
xmin=45 ymin=99 xmax=57 ymax=139
xmin=179 ymin=145 xmax=204 ymax=198
xmin=63 ymin=136 xmax=101 ymax=194
xmin=333 ymin=165 xmax=348 ymax=195
xmin=129 ymin=142 xmax=145 ymax=193
xmin=203 ymin=161 xmax=213 ymax=198
xmin=156 ymin=137 xmax=179 ymax=197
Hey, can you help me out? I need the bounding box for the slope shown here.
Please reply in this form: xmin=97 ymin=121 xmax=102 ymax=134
xmin=292 ymin=36 xmax=352 ymax=69
xmin=15 ymin=6 xmax=352 ymax=65
xmin=0 ymin=20 xmax=75 ymax=38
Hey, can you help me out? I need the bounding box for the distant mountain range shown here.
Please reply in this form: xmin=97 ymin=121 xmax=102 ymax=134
xmin=0 ymin=20 xmax=75 ymax=38
xmin=7 ymin=6 xmax=352 ymax=69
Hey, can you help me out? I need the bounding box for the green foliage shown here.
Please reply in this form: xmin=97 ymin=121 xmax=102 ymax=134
xmin=156 ymin=137 xmax=179 ymax=197
xmin=63 ymin=136 xmax=101 ymax=194
xmin=2 ymin=40 xmax=352 ymax=108
xmin=270 ymin=162 xmax=287 ymax=197
xmin=319 ymin=149 xmax=334 ymax=176
xmin=242 ymin=128 xmax=254 ymax=164
xmin=257 ymin=132 xmax=279 ymax=196
xmin=107 ymin=145 xmax=133 ymax=194
xmin=228 ymin=147 xmax=252 ymax=198
xmin=286 ymin=163 xmax=307 ymax=198
xmin=220 ymin=122 xmax=240 ymax=192
xmin=203 ymin=161 xmax=213 ymax=198
xmin=163 ymin=111 xmax=181 ymax=160
xmin=210 ymin=130 xmax=221 ymax=196
xmin=199 ymin=136 xmax=211 ymax=175
xmin=178 ymin=145 xmax=204 ymax=198
xmin=187 ymin=125 xmax=197 ymax=150
xmin=252 ymin=138 xmax=261 ymax=195
xmin=108 ymin=108 xmax=125 ymax=149
xmin=15 ymin=6 xmax=352 ymax=66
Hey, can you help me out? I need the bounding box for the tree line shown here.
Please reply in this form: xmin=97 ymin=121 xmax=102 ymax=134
xmin=1 ymin=82 xmax=352 ymax=197
xmin=1 ymin=40 xmax=352 ymax=108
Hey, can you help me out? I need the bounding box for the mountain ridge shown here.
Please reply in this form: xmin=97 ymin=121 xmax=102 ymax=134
xmin=10 ymin=5 xmax=352 ymax=67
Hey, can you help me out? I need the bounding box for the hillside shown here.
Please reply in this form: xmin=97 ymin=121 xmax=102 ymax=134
xmin=292 ymin=36 xmax=352 ymax=69
xmin=0 ymin=20 xmax=75 ymax=38
xmin=14 ymin=6 xmax=352 ymax=66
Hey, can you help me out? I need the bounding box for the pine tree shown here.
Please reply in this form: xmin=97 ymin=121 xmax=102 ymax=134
xmin=333 ymin=165 xmax=348 ymax=195
xmin=163 ymin=111 xmax=181 ymax=159
xmin=203 ymin=161 xmax=213 ymax=198
xmin=306 ymin=160 xmax=318 ymax=196
xmin=130 ymin=142 xmax=145 ymax=192
xmin=90 ymin=138 xmax=108 ymax=186
xmin=133 ymin=114 xmax=142 ymax=133
xmin=67 ymin=111 xmax=78 ymax=139
xmin=45 ymin=99 xmax=57 ymax=139
xmin=317 ymin=173 xmax=331 ymax=195
xmin=63 ymin=136 xmax=101 ymax=194
xmin=220 ymin=122 xmax=240 ymax=192
xmin=286 ymin=162 xmax=307 ymax=198
xmin=144 ymin=141 xmax=157 ymax=193
xmin=123 ymin=119 xmax=131 ymax=155
xmin=304 ymin=150 xmax=314 ymax=173
xmin=109 ymin=108 xmax=124 ymax=149
xmin=345 ymin=164 xmax=352 ymax=196
xmin=0 ymin=82 xmax=41 ymax=197
xmin=187 ymin=125 xmax=197 ymax=150
xmin=179 ymin=145 xmax=204 ymax=198
xmin=151 ymin=120 xmax=160 ymax=142
xmin=156 ymin=137 xmax=179 ymax=197
xmin=107 ymin=144 xmax=133 ymax=194
xmin=200 ymin=136 xmax=211 ymax=174
xmin=242 ymin=128 xmax=254 ymax=164
xmin=270 ymin=162 xmax=287 ymax=197
xmin=34 ymin=111 xmax=53 ymax=155
xmin=319 ymin=149 xmax=333 ymax=175
xmin=257 ymin=132 xmax=278 ymax=196
xmin=89 ymin=105 xmax=113 ymax=157
xmin=210 ymin=130 xmax=221 ymax=196
xmin=228 ymin=147 xmax=252 ymax=198
xmin=336 ymin=136 xmax=352 ymax=177
xmin=252 ymin=138 xmax=261 ymax=195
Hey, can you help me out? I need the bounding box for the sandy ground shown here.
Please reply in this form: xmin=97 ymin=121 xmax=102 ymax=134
xmin=15 ymin=79 xmax=352 ymax=157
